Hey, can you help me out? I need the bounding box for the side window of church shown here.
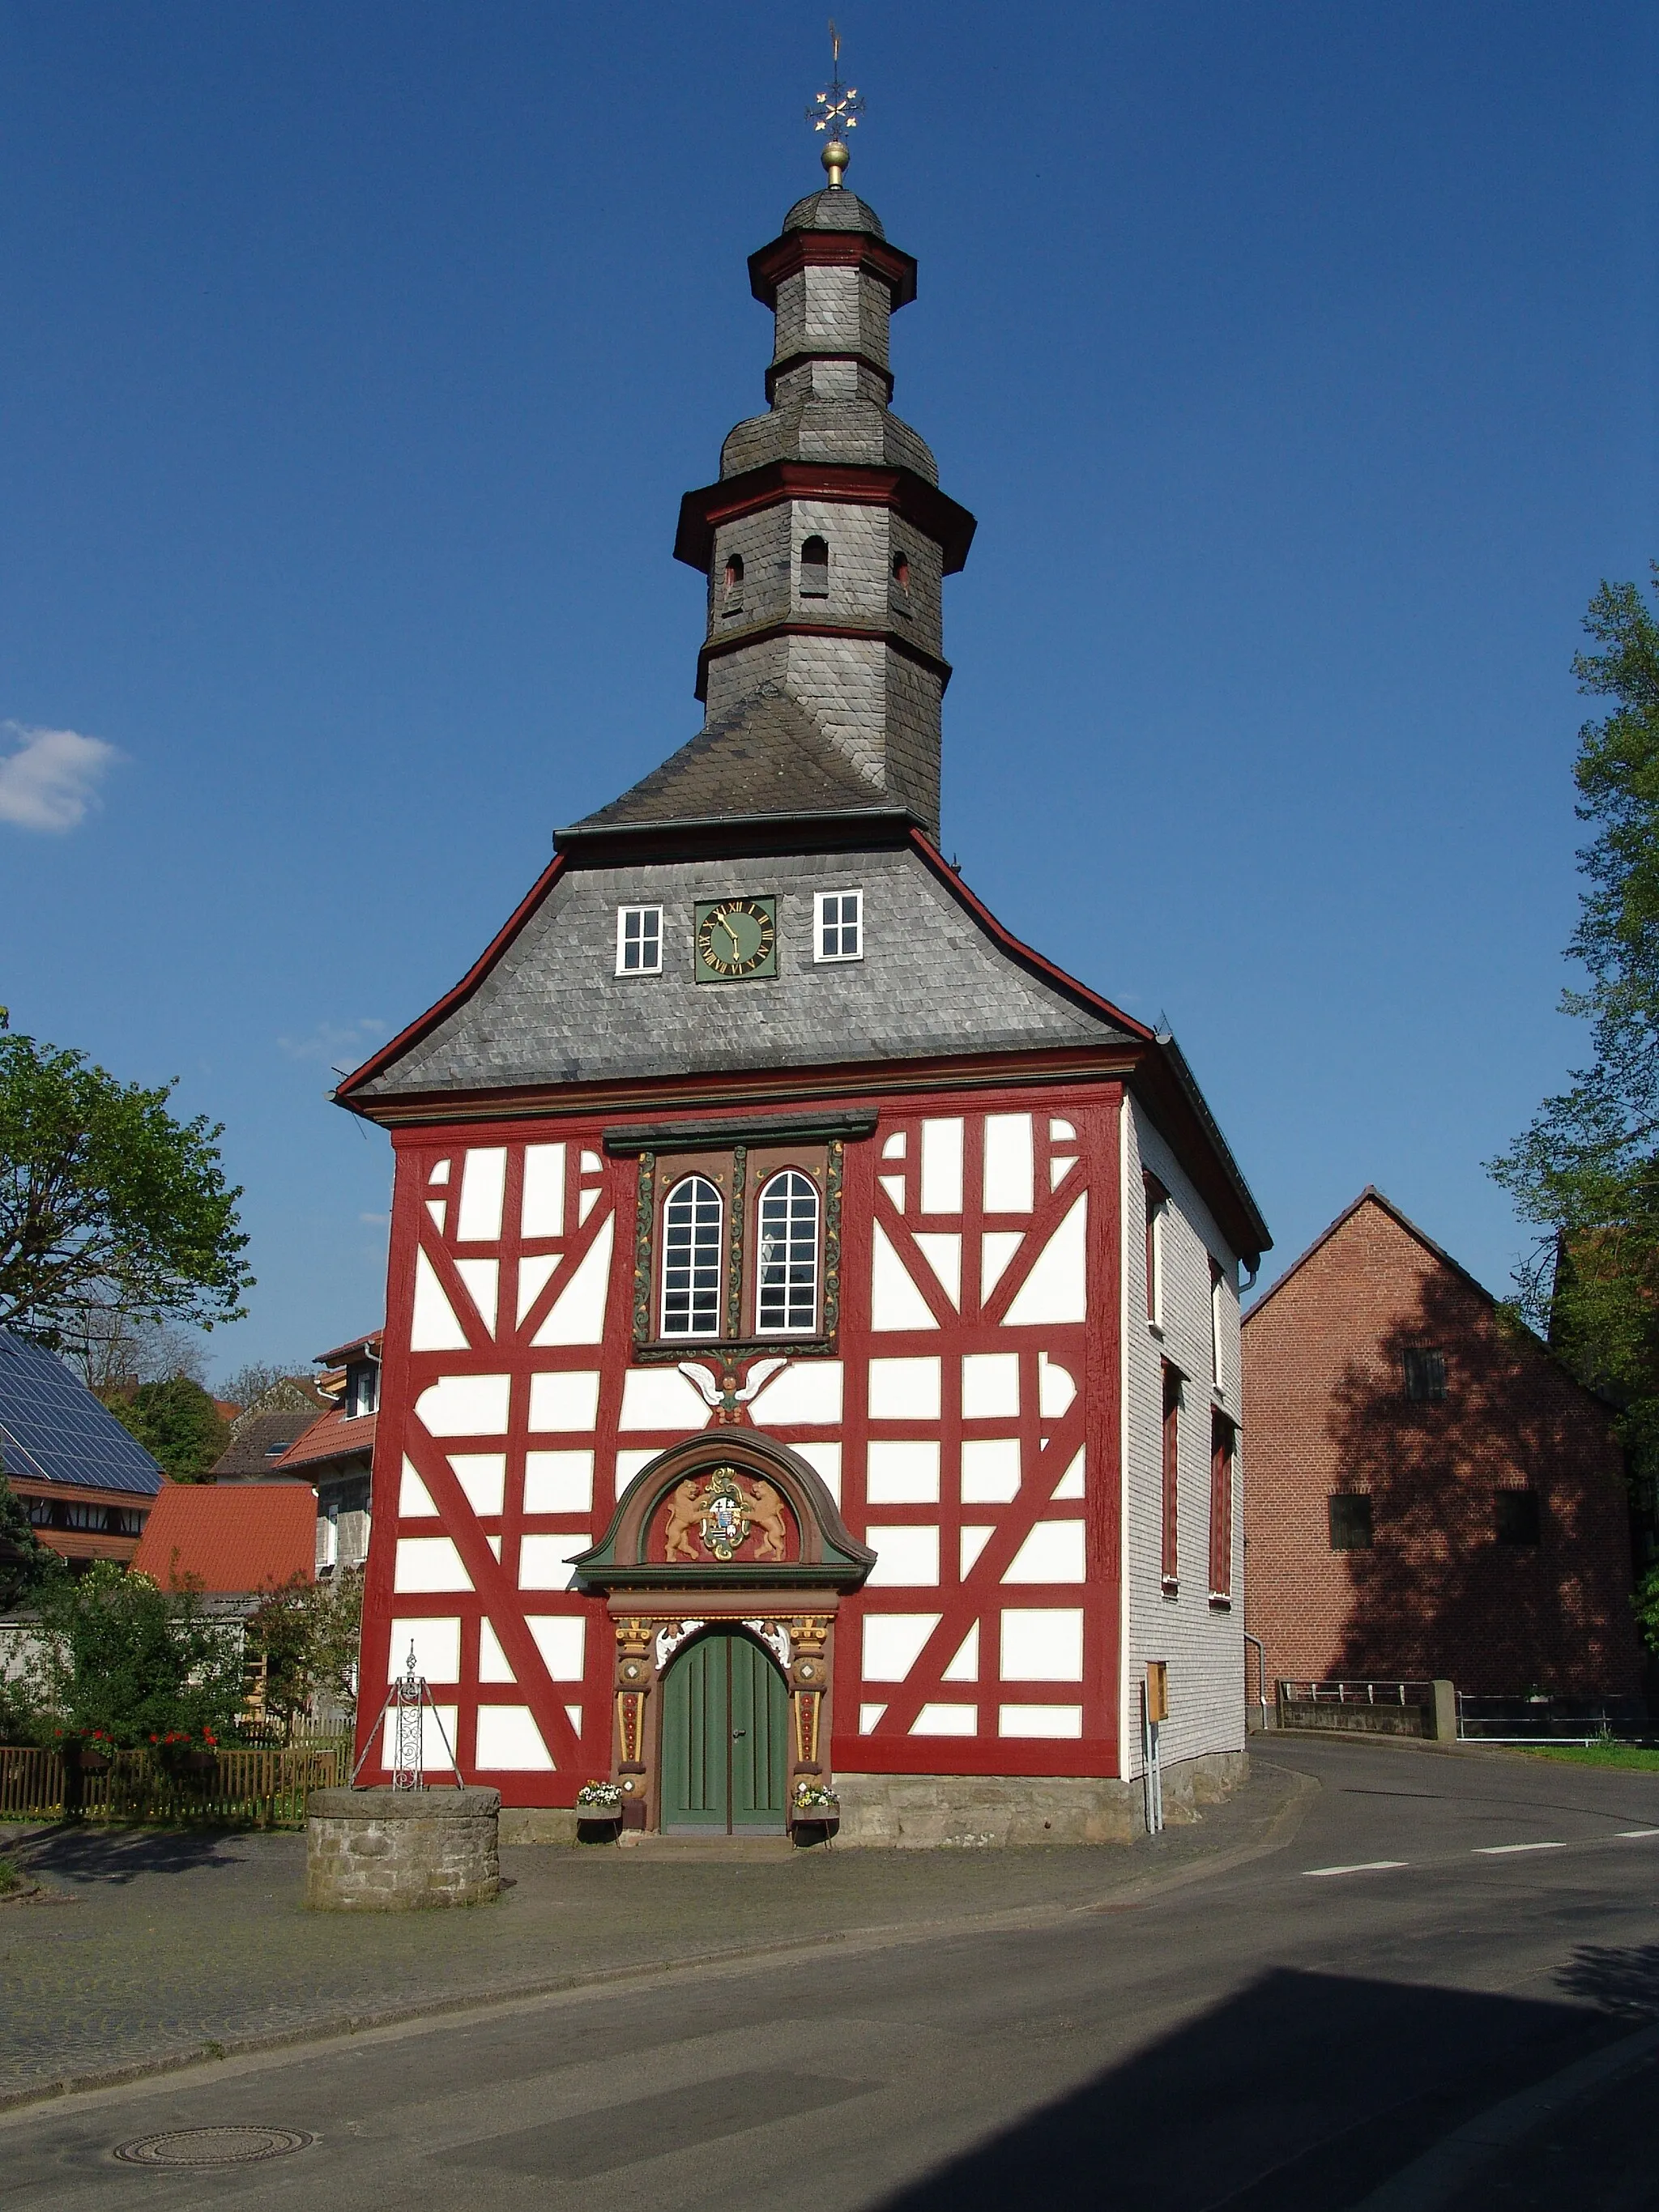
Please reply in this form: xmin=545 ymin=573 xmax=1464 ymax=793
xmin=650 ymin=1149 xmax=830 ymax=1346
xmin=1328 ymin=1494 xmax=1374 ymax=1550
xmin=616 ymin=905 xmax=663 ymax=976
xmin=816 ymin=889 xmax=862 ymax=962
xmin=800 ymin=535 xmax=830 ymax=599
xmin=1402 ymin=1346 xmax=1446 ymax=1402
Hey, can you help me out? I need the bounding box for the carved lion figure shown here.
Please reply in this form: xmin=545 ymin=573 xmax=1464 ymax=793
xmin=746 ymin=1478 xmax=791 ymax=1561
xmin=663 ymin=1478 xmax=705 ymax=1563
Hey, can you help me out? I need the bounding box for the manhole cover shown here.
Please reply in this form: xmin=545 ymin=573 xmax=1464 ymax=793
xmin=112 ymin=2127 xmax=314 ymax=2167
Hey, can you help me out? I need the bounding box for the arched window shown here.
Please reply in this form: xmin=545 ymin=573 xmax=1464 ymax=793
xmin=799 ymin=535 xmax=830 ymax=599
xmin=661 ymin=1175 xmax=723 ymax=1337
xmin=756 ymin=1170 xmax=820 ymax=1335
xmin=723 ymin=552 xmax=744 ymax=596
xmin=891 ymin=550 xmax=911 ymax=591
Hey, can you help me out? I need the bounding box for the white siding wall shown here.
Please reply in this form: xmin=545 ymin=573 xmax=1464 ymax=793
xmin=1120 ymin=1098 xmax=1246 ymax=1777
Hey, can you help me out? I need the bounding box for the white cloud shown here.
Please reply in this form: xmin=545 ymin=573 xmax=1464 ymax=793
xmin=277 ymin=1018 xmax=388 ymax=1064
xmin=0 ymin=722 xmax=120 ymax=832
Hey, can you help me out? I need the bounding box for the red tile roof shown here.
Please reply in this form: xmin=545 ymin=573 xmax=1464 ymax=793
xmin=316 ymin=1328 xmax=383 ymax=1366
xmin=130 ymin=1481 xmax=316 ymax=1594
xmin=272 ymin=1406 xmax=377 ymax=1473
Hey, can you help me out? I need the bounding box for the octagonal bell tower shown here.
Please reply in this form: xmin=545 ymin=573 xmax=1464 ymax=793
xmin=672 ymin=154 xmax=975 ymax=846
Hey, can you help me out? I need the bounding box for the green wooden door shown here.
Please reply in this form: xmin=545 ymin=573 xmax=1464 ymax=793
xmin=660 ymin=1631 xmax=788 ymax=1834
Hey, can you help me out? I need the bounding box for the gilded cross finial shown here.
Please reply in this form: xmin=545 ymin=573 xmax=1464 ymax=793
xmin=805 ymin=19 xmax=863 ymax=188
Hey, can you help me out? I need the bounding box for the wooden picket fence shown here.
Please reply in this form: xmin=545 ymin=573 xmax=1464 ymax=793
xmin=0 ymin=1741 xmax=348 ymax=1828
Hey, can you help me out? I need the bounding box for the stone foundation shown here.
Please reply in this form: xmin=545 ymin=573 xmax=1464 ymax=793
xmin=831 ymin=1750 xmax=1249 ymax=1848
xmin=499 ymin=1805 xmax=581 ymax=1846
xmin=306 ymin=1787 xmax=501 ymax=1909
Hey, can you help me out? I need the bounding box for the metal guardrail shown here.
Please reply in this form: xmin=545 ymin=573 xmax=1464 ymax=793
xmin=1278 ymin=1679 xmax=1435 ymax=1707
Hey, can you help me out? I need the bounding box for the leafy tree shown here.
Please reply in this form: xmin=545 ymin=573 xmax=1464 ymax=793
xmin=1491 ymin=568 xmax=1659 ymax=1630
xmin=0 ymin=1021 xmax=252 ymax=1353
xmin=0 ymin=1472 xmax=60 ymax=1610
xmin=104 ymin=1376 xmax=231 ymax=1481
xmin=245 ymin=1566 xmax=363 ymax=1737
xmin=219 ymin=1362 xmax=306 ymax=1416
xmin=28 ymin=1562 xmax=243 ymax=1746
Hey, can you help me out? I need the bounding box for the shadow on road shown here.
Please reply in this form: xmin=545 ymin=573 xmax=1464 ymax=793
xmin=10 ymin=1822 xmax=250 ymax=1886
xmin=872 ymin=1958 xmax=1649 ymax=2212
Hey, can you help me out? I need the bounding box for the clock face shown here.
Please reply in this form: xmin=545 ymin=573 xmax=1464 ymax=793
xmin=694 ymin=897 xmax=778 ymax=981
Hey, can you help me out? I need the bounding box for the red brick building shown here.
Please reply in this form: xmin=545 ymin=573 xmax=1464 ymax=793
xmin=1242 ymin=1188 xmax=1643 ymax=1698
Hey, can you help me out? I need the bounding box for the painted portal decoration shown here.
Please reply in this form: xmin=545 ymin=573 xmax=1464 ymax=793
xmin=659 ymin=1469 xmax=798 ymax=1566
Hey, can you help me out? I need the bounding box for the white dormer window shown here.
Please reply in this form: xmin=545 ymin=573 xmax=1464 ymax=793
xmin=815 ymin=889 xmax=863 ymax=961
xmin=616 ymin=905 xmax=663 ymax=976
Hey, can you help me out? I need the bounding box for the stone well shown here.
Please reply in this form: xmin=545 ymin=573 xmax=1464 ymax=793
xmin=305 ymin=1786 xmax=501 ymax=1911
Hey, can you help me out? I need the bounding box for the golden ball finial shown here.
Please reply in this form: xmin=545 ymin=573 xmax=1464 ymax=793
xmin=821 ymin=138 xmax=850 ymax=188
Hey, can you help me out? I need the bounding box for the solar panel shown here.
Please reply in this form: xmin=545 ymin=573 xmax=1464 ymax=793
xmin=0 ymin=1332 xmax=164 ymax=1497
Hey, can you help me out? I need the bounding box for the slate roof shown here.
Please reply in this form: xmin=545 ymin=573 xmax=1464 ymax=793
xmin=566 ymin=687 xmax=888 ymax=836
xmin=210 ymin=1410 xmax=314 ymax=1481
xmin=783 ymin=189 xmax=885 ymax=236
xmin=132 ymin=1481 xmax=316 ymax=1594
xmin=271 ymin=1407 xmax=377 ymax=1476
xmin=0 ymin=1332 xmax=163 ymax=1498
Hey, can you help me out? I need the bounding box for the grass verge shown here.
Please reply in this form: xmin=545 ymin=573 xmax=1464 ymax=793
xmin=1521 ymin=1743 xmax=1659 ymax=1771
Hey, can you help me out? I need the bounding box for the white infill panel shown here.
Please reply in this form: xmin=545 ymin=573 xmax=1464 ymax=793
xmin=457 ymin=1149 xmax=508 ymax=1243
xmin=983 ymin=1115 xmax=1034 ymax=1213
xmin=388 ymin=1617 xmax=461 ymax=1683
xmin=1003 ymin=1196 xmax=1088 ymax=1326
xmin=619 ymin=1366 xmax=714 ymax=1430
xmin=941 ymin=1622 xmax=980 ymax=1681
xmin=429 ymin=1160 xmax=452 ymax=1186
xmin=1002 ymin=1521 xmax=1087 ymax=1583
xmin=980 ymin=1232 xmax=1024 ymax=1304
xmin=516 ymin=1253 xmax=563 ymax=1324
xmin=393 ymin=1536 xmax=473 ymax=1593
xmin=415 ymin=1374 xmax=511 ymax=1438
xmin=478 ymin=1619 xmax=516 ymax=1682
xmin=959 ymin=1527 xmax=994 ymax=1576
xmin=864 ymin=1526 xmax=940 ymax=1586
xmin=868 ymin=1357 xmax=941 ymax=1420
xmin=410 ymin=1250 xmax=470 ymax=1352
xmin=879 ymin=1174 xmax=906 ymax=1208
xmin=518 ymin=1534 xmax=590 ymax=1588
xmin=867 ymin=1441 xmax=940 ymax=1503
xmin=1051 ymin=1448 xmax=1086 ymax=1500
xmin=527 ymin=1370 xmax=600 ymax=1432
xmin=881 ymin=1132 xmax=907 ymax=1159
xmin=382 ymin=1706 xmax=458 ymax=1770
xmin=746 ymin=1361 xmax=843 ymax=1424
xmin=962 ymin=1353 xmax=1020 ymax=1420
xmin=1038 ymin=1353 xmax=1077 ymax=1417
xmin=1000 ymin=1608 xmax=1085 ymax=1680
xmin=520 ymin=1144 xmax=566 ymax=1238
xmin=794 ymin=1441 xmax=842 ymax=1499
xmin=454 ymin=1259 xmax=499 ymax=1339
xmin=615 ymin=1448 xmax=658 ymax=1487
xmin=912 ymin=1233 xmax=962 ymax=1307
xmin=999 ymin=1705 xmax=1083 ymax=1738
xmin=475 ymin=1706 xmax=554 ymax=1771
xmin=861 ymin=1613 xmax=941 ymax=1681
xmin=523 ymin=1451 xmax=595 ymax=1512
xmin=448 ymin=1453 xmax=506 ymax=1518
xmin=527 ymin=1615 xmax=586 ymax=1680
xmin=534 ymin=1216 xmax=614 ymax=1345
xmin=871 ymin=1222 xmax=940 ymax=1331
xmin=859 ymin=1704 xmax=888 ymax=1733
xmin=398 ymin=1458 xmax=440 ymax=1516
xmin=911 ymin=1704 xmax=978 ymax=1736
xmin=919 ymin=1119 xmax=964 ymax=1214
xmin=961 ymin=1438 xmax=1021 ymax=1503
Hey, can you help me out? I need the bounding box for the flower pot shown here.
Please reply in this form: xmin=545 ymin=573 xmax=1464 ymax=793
xmin=575 ymin=1803 xmax=623 ymax=1822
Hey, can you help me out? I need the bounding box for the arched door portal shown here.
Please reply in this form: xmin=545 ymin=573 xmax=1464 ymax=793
xmin=660 ymin=1629 xmax=789 ymax=1834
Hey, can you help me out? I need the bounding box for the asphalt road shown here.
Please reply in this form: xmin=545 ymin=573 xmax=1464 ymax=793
xmin=5 ymin=1736 xmax=1658 ymax=2212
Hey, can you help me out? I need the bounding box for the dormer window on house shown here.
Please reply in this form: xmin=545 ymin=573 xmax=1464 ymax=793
xmin=800 ymin=535 xmax=830 ymax=599
xmin=815 ymin=889 xmax=863 ymax=961
xmin=616 ymin=905 xmax=663 ymax=976
xmin=344 ymin=1357 xmax=379 ymax=1420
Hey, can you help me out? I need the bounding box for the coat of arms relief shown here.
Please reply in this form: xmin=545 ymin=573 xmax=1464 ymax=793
xmin=661 ymin=1467 xmax=792 ymax=1564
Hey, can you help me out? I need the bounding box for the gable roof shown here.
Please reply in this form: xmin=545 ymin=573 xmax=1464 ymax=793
xmin=561 ymin=687 xmax=892 ymax=842
xmin=0 ymin=1332 xmax=163 ymax=1498
xmin=210 ymin=1409 xmax=316 ymax=1481
xmin=131 ymin=1481 xmax=316 ymax=1594
xmin=271 ymin=1406 xmax=377 ymax=1476
xmin=1243 ymin=1187 xmax=1496 ymax=1328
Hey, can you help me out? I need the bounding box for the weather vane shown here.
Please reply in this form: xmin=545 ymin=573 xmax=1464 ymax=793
xmin=805 ymin=19 xmax=864 ymax=189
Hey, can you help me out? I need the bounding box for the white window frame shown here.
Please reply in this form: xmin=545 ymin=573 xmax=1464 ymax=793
xmin=754 ymin=1169 xmax=821 ymax=1336
xmin=1210 ymin=1264 xmax=1227 ymax=1393
xmin=814 ymin=889 xmax=864 ymax=964
xmin=616 ymin=904 xmax=663 ymax=977
xmin=659 ymin=1174 xmax=724 ymax=1340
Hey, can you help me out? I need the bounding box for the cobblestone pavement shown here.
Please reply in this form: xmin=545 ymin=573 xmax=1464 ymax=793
xmin=0 ymin=1760 xmax=1306 ymax=2105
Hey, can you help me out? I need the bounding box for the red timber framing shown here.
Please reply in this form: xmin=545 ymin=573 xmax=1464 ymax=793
xmin=352 ymin=1080 xmax=1126 ymax=1802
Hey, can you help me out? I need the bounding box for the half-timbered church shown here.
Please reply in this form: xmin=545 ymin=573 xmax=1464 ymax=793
xmin=336 ymin=128 xmax=1270 ymax=1844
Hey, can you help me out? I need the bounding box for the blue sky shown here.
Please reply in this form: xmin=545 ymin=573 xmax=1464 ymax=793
xmin=4 ymin=3 xmax=1656 ymax=1382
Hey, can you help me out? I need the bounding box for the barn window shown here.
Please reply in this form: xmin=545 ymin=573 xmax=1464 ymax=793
xmin=756 ymin=1170 xmax=820 ymax=1335
xmin=660 ymin=1175 xmax=723 ymax=1338
xmin=800 ymin=535 xmax=830 ymax=598
xmin=1495 ymin=1489 xmax=1542 ymax=1546
xmin=1403 ymin=1346 xmax=1447 ymax=1402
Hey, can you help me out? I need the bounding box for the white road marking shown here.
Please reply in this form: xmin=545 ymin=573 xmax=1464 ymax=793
xmin=1473 ymin=1841 xmax=1567 ymax=1855
xmin=1617 ymin=1827 xmax=1659 ymax=1838
xmin=1303 ymin=1860 xmax=1410 ymax=1877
